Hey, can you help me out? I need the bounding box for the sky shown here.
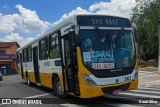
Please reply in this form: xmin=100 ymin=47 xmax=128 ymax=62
xmin=0 ymin=0 xmax=137 ymax=46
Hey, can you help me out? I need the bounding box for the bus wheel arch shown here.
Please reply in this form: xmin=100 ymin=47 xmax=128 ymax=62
xmin=52 ymin=73 xmax=67 ymax=98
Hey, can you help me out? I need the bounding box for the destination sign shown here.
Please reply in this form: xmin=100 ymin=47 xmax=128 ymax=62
xmin=77 ymin=15 xmax=131 ymax=27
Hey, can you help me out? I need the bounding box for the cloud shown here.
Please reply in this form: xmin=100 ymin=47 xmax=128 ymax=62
xmin=52 ymin=7 xmax=90 ymax=25
xmin=0 ymin=4 xmax=50 ymax=33
xmin=88 ymin=0 xmax=136 ymax=18
xmin=16 ymin=4 xmax=50 ymax=33
xmin=53 ymin=0 xmax=136 ymax=26
xmin=0 ymin=13 xmax=21 ymax=33
xmin=0 ymin=32 xmax=34 ymax=46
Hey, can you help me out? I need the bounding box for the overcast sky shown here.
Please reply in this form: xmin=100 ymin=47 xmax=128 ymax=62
xmin=0 ymin=0 xmax=136 ymax=46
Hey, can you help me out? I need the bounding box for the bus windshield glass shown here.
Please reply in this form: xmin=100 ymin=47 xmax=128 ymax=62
xmin=80 ymin=29 xmax=135 ymax=70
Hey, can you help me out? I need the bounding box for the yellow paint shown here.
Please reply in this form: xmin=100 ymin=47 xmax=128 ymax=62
xmin=17 ymin=64 xmax=64 ymax=90
xmin=28 ymin=72 xmax=36 ymax=83
xmin=39 ymin=72 xmax=52 ymax=88
xmin=17 ymin=65 xmax=22 ymax=77
xmin=127 ymin=77 xmax=138 ymax=90
xmin=77 ymin=47 xmax=91 ymax=84
xmin=79 ymin=84 xmax=101 ymax=98
xmin=36 ymin=72 xmax=64 ymax=90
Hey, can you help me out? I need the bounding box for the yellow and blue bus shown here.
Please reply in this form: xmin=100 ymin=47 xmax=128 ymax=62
xmin=17 ymin=14 xmax=139 ymax=98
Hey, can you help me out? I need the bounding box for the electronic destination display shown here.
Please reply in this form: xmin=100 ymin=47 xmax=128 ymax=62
xmin=77 ymin=15 xmax=131 ymax=27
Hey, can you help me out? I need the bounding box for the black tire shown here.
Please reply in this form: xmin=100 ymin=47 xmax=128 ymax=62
xmin=54 ymin=77 xmax=67 ymax=98
xmin=26 ymin=75 xmax=32 ymax=86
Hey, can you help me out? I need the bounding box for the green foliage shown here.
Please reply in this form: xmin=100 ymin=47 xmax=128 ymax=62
xmin=131 ymin=0 xmax=158 ymax=61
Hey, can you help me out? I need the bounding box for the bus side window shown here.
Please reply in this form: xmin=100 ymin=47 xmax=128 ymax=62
xmin=39 ymin=37 xmax=48 ymax=60
xmin=28 ymin=46 xmax=32 ymax=62
xmin=49 ymin=33 xmax=60 ymax=59
xmin=23 ymin=49 xmax=27 ymax=63
xmin=17 ymin=52 xmax=20 ymax=63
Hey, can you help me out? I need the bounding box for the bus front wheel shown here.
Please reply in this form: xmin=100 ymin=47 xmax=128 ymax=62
xmin=54 ymin=77 xmax=67 ymax=98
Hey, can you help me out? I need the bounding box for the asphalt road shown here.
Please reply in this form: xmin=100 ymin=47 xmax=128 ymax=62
xmin=0 ymin=71 xmax=160 ymax=107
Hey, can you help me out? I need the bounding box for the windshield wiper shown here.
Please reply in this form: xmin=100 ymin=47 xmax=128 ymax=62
xmin=94 ymin=27 xmax=110 ymax=42
xmin=115 ymin=27 xmax=125 ymax=50
xmin=94 ymin=26 xmax=111 ymax=50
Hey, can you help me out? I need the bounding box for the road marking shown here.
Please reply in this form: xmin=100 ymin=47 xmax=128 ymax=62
xmin=111 ymin=104 xmax=143 ymax=107
xmin=25 ymin=93 xmax=52 ymax=98
xmin=119 ymin=92 xmax=160 ymax=98
xmin=139 ymin=71 xmax=155 ymax=74
xmin=142 ymin=80 xmax=160 ymax=84
xmin=138 ymin=87 xmax=160 ymax=91
xmin=139 ymin=74 xmax=158 ymax=78
xmin=131 ymin=89 xmax=160 ymax=94
xmin=60 ymin=104 xmax=87 ymax=107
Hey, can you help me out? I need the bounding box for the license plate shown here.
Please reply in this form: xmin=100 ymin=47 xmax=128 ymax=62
xmin=112 ymin=89 xmax=122 ymax=94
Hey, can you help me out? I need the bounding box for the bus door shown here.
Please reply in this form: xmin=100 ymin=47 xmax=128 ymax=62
xmin=33 ymin=46 xmax=41 ymax=83
xmin=20 ymin=53 xmax=24 ymax=79
xmin=59 ymin=31 xmax=78 ymax=96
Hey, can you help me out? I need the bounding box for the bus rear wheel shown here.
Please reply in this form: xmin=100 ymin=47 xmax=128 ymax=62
xmin=54 ymin=77 xmax=67 ymax=98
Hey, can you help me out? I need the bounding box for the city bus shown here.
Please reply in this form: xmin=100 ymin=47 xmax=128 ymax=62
xmin=17 ymin=14 xmax=139 ymax=98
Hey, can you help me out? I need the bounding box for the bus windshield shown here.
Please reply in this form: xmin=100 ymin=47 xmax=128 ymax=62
xmin=80 ymin=29 xmax=135 ymax=70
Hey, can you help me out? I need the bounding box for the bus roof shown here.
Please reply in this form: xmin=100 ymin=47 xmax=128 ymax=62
xmin=17 ymin=14 xmax=130 ymax=52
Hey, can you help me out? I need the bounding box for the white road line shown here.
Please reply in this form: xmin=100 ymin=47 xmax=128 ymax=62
xmin=141 ymin=80 xmax=160 ymax=84
xmin=131 ymin=89 xmax=160 ymax=94
xmin=60 ymin=104 xmax=87 ymax=107
xmin=139 ymin=74 xmax=158 ymax=78
xmin=61 ymin=101 xmax=143 ymax=107
xmin=25 ymin=93 xmax=52 ymax=98
xmin=110 ymin=104 xmax=143 ymax=107
xmin=139 ymin=71 xmax=155 ymax=74
xmin=138 ymin=87 xmax=160 ymax=91
xmin=119 ymin=92 xmax=160 ymax=98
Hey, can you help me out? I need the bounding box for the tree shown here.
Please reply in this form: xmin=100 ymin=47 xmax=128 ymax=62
xmin=131 ymin=0 xmax=158 ymax=61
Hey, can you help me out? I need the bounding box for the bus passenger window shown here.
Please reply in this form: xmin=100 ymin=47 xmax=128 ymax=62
xmin=39 ymin=38 xmax=48 ymax=60
xmin=28 ymin=46 xmax=32 ymax=62
xmin=23 ymin=49 xmax=27 ymax=62
xmin=49 ymin=33 xmax=60 ymax=59
xmin=17 ymin=52 xmax=20 ymax=63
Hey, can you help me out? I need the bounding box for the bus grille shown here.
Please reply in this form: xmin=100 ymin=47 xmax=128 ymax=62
xmin=101 ymin=83 xmax=130 ymax=94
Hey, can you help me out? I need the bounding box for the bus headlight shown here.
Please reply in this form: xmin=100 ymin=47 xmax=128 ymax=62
xmin=82 ymin=73 xmax=98 ymax=86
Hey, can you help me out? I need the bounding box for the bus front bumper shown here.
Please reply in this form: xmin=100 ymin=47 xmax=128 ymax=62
xmin=79 ymin=77 xmax=138 ymax=98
